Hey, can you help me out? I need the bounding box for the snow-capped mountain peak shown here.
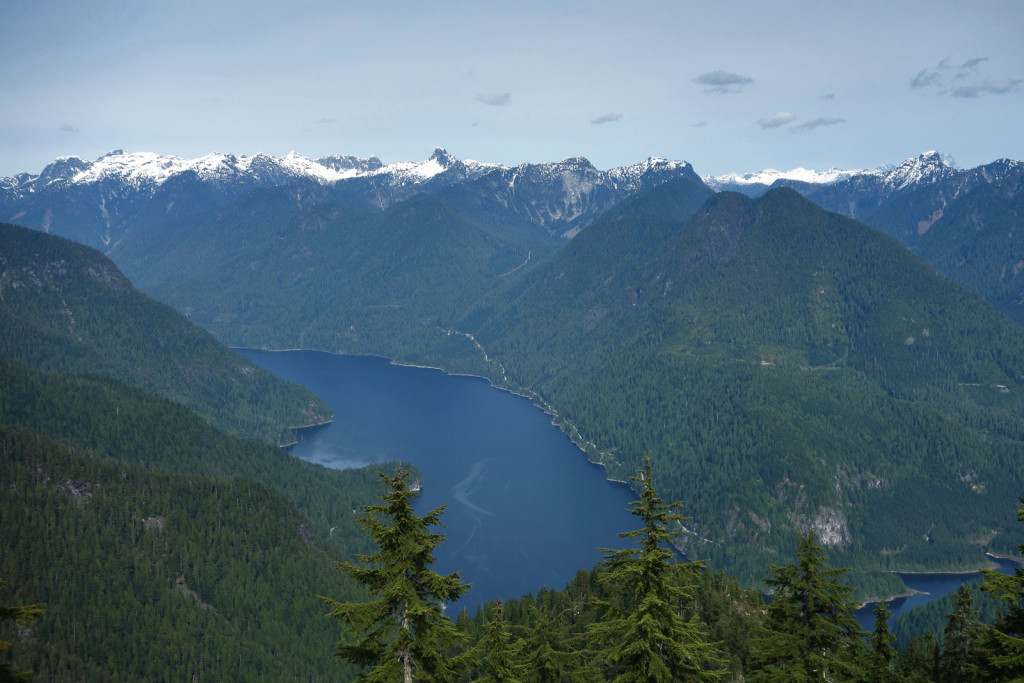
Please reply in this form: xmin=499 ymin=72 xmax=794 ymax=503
xmin=703 ymin=165 xmax=865 ymax=190
xmin=880 ymin=151 xmax=958 ymax=191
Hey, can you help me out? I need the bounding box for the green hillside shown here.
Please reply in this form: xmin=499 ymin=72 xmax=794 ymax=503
xmin=464 ymin=188 xmax=1024 ymax=585
xmin=0 ymin=222 xmax=330 ymax=445
xmin=139 ymin=192 xmax=560 ymax=360
xmin=0 ymin=225 xmax=420 ymax=679
xmin=914 ymin=172 xmax=1024 ymax=325
xmin=0 ymin=422 xmax=374 ymax=680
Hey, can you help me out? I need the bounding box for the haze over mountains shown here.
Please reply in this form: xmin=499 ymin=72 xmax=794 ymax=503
xmin=4 ymin=146 xmax=1024 ymax=589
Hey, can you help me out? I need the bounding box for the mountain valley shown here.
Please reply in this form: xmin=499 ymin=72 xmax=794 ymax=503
xmin=3 ymin=147 xmax=1024 ymax=678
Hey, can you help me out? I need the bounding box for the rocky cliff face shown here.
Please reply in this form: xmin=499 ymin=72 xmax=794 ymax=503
xmin=1 ymin=148 xmax=706 ymax=252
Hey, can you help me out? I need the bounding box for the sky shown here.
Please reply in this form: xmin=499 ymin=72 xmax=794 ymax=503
xmin=1 ymin=0 xmax=1022 ymax=178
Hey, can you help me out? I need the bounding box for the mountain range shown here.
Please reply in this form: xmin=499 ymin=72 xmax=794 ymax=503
xmin=4 ymin=148 xmax=1023 ymax=324
xmin=4 ymin=147 xmax=1024 ymax=591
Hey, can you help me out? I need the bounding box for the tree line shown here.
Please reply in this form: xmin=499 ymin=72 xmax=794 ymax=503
xmin=324 ymin=463 xmax=1024 ymax=681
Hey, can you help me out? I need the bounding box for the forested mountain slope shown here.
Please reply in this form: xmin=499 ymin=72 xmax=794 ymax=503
xmin=462 ymin=187 xmax=1024 ymax=584
xmin=912 ymin=166 xmax=1024 ymax=324
xmin=0 ymin=417 xmax=377 ymax=680
xmin=0 ymin=221 xmax=418 ymax=679
xmin=789 ymin=154 xmax=1024 ymax=325
xmin=138 ymin=192 xmax=563 ymax=358
xmin=0 ymin=222 xmax=329 ymax=444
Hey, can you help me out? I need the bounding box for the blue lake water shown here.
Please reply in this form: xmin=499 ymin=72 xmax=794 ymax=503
xmin=240 ymin=348 xmax=1018 ymax=622
xmin=854 ymin=559 xmax=1018 ymax=632
xmin=238 ymin=349 xmax=639 ymax=612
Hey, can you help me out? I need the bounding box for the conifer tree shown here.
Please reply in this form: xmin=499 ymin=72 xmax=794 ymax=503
xmin=979 ymin=498 xmax=1024 ymax=679
xmin=587 ymin=457 xmax=725 ymax=682
xmin=868 ymin=601 xmax=900 ymax=682
xmin=748 ymin=531 xmax=866 ymax=682
xmin=940 ymin=583 xmax=981 ymax=682
xmin=520 ymin=605 xmax=579 ymax=683
xmin=898 ymin=632 xmax=940 ymax=683
xmin=322 ymin=470 xmax=470 ymax=682
xmin=473 ymin=601 xmax=523 ymax=683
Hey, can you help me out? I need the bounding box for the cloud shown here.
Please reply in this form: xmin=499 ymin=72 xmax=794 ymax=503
xmin=791 ymin=116 xmax=846 ymax=133
xmin=756 ymin=112 xmax=796 ymax=129
xmin=820 ymin=93 xmax=836 ymax=101
xmin=952 ymin=79 xmax=1021 ymax=98
xmin=911 ymin=56 xmax=1017 ymax=94
xmin=960 ymin=57 xmax=988 ymax=71
xmin=911 ymin=68 xmax=942 ymax=89
xmin=315 ymin=118 xmax=337 ymax=125
xmin=476 ymin=93 xmax=511 ymax=106
xmin=59 ymin=124 xmax=79 ymax=132
xmin=691 ymin=121 xmax=708 ymax=128
xmin=693 ymin=70 xmax=754 ymax=94
xmin=590 ymin=113 xmax=622 ymax=125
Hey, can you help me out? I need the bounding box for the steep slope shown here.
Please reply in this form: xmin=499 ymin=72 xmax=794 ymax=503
xmin=139 ymin=192 xmax=561 ymax=359
xmin=710 ymin=152 xmax=1024 ymax=330
xmin=801 ymin=152 xmax=997 ymax=246
xmin=0 ymin=223 xmax=330 ymax=444
xmin=0 ymin=358 xmax=389 ymax=680
xmin=467 ymin=187 xmax=1024 ymax=584
xmin=911 ymin=163 xmax=1024 ymax=323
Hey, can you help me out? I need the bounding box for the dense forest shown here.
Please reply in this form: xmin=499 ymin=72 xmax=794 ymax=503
xmin=312 ymin=462 xmax=1024 ymax=681
xmin=2 ymin=346 xmax=1023 ymax=679
xmin=0 ymin=222 xmax=331 ymax=446
xmin=5 ymin=172 xmax=1024 ymax=678
xmin=458 ymin=188 xmax=1024 ymax=589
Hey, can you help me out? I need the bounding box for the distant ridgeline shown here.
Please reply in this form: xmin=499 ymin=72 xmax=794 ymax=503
xmin=4 ymin=149 xmax=1024 ymax=597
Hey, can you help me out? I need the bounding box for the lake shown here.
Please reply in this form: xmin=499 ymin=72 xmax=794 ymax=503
xmin=238 ymin=349 xmax=639 ymax=612
xmin=240 ymin=348 xmax=1017 ymax=622
xmin=854 ymin=559 xmax=1019 ymax=632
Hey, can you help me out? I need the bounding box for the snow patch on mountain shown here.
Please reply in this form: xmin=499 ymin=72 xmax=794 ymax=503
xmin=704 ymin=151 xmax=964 ymax=193
xmin=704 ymin=166 xmax=865 ymax=190
xmin=5 ymin=148 xmax=698 ymax=198
xmin=880 ymin=151 xmax=958 ymax=192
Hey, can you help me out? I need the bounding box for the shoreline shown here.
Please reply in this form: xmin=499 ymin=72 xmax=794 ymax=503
xmin=241 ymin=345 xmax=1020 ymax=580
xmin=238 ymin=345 xmax=631 ymax=486
xmin=857 ymin=554 xmax=1024 ymax=609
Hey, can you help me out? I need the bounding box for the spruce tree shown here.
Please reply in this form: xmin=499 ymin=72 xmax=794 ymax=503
xmin=587 ymin=457 xmax=725 ymax=682
xmin=322 ymin=470 xmax=470 ymax=682
xmin=748 ymin=531 xmax=866 ymax=681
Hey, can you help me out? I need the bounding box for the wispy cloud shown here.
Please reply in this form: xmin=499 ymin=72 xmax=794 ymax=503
xmin=590 ymin=113 xmax=622 ymax=125
xmin=791 ymin=116 xmax=846 ymax=133
xmin=693 ymin=70 xmax=754 ymax=94
xmin=952 ymin=79 xmax=1021 ymax=98
xmin=910 ymin=57 xmax=1018 ymax=97
xmin=756 ymin=112 xmax=796 ymax=129
xmin=315 ymin=118 xmax=337 ymax=125
xmin=476 ymin=93 xmax=511 ymax=106
xmin=59 ymin=123 xmax=79 ymax=133
xmin=911 ymin=68 xmax=943 ymax=90
xmin=960 ymin=57 xmax=988 ymax=70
